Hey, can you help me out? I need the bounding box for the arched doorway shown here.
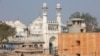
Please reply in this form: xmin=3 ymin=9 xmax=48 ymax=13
xmin=49 ymin=36 xmax=56 ymax=54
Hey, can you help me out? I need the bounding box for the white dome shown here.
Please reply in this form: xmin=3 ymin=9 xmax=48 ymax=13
xmin=14 ymin=20 xmax=26 ymax=28
xmin=14 ymin=20 xmax=21 ymax=25
xmin=31 ymin=16 xmax=42 ymax=23
xmin=36 ymin=16 xmax=42 ymax=21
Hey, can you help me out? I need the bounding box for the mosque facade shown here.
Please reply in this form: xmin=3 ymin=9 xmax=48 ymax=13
xmin=1 ymin=3 xmax=67 ymax=54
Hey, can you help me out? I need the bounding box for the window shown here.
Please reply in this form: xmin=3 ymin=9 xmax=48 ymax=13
xmin=80 ymin=29 xmax=84 ymax=33
xmin=73 ymin=21 xmax=75 ymax=24
xmin=48 ymin=24 xmax=58 ymax=30
xmin=34 ymin=44 xmax=38 ymax=48
xmin=29 ymin=45 xmax=32 ymax=47
xmin=76 ymin=40 xmax=80 ymax=46
xmin=22 ymin=45 xmax=26 ymax=47
xmin=16 ymin=35 xmax=24 ymax=38
xmin=64 ymin=49 xmax=68 ymax=51
xmin=16 ymin=35 xmax=19 ymax=38
xmin=77 ymin=21 xmax=80 ymax=25
xmin=24 ymin=28 xmax=28 ymax=31
xmin=76 ymin=53 xmax=80 ymax=56
xmin=40 ymin=44 xmax=43 ymax=48
xmin=32 ymin=34 xmax=42 ymax=37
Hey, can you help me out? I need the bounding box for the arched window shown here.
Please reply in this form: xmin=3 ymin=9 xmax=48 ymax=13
xmin=40 ymin=44 xmax=43 ymax=48
xmin=34 ymin=44 xmax=38 ymax=48
xmin=22 ymin=45 xmax=26 ymax=47
xmin=29 ymin=45 xmax=33 ymax=47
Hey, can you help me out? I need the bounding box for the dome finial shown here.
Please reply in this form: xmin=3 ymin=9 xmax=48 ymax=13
xmin=42 ymin=2 xmax=48 ymax=9
xmin=56 ymin=3 xmax=61 ymax=9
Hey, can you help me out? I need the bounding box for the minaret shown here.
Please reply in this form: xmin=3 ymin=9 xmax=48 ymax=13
xmin=42 ymin=3 xmax=48 ymax=34
xmin=56 ymin=3 xmax=62 ymax=33
xmin=42 ymin=3 xmax=48 ymax=54
xmin=42 ymin=3 xmax=48 ymax=24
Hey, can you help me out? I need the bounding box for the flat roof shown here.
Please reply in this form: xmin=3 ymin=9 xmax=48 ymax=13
xmin=71 ymin=18 xmax=85 ymax=21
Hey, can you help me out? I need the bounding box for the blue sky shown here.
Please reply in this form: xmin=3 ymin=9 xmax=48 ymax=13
xmin=0 ymin=0 xmax=100 ymax=25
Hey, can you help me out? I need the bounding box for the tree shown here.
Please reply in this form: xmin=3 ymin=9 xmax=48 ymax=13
xmin=0 ymin=23 xmax=16 ymax=43
xmin=69 ymin=12 xmax=98 ymax=26
xmin=69 ymin=12 xmax=98 ymax=32
xmin=69 ymin=12 xmax=81 ymax=19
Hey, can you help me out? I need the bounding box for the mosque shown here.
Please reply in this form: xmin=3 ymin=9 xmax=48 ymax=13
xmin=0 ymin=2 xmax=88 ymax=56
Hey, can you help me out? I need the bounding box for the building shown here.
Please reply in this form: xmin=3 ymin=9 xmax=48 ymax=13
xmin=0 ymin=20 xmax=27 ymax=52
xmin=5 ymin=41 xmax=52 ymax=56
xmin=1 ymin=2 xmax=100 ymax=56
xmin=0 ymin=3 xmax=67 ymax=55
xmin=58 ymin=33 xmax=100 ymax=56
xmin=28 ymin=3 xmax=67 ymax=54
xmin=67 ymin=18 xmax=86 ymax=33
xmin=4 ymin=20 xmax=27 ymax=37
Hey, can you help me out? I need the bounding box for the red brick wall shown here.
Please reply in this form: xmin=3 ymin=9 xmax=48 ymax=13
xmin=96 ymin=33 xmax=100 ymax=56
xmin=58 ymin=33 xmax=100 ymax=56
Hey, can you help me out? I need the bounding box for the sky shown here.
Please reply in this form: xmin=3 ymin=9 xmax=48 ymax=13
xmin=0 ymin=0 xmax=100 ymax=25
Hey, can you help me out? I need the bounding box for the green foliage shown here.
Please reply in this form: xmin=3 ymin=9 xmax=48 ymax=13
xmin=69 ymin=12 xmax=81 ymax=19
xmin=69 ymin=12 xmax=98 ymax=26
xmin=0 ymin=23 xmax=16 ymax=43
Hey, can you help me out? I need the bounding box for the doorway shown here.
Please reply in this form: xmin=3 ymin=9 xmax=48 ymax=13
xmin=49 ymin=42 xmax=53 ymax=54
xmin=49 ymin=36 xmax=56 ymax=54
